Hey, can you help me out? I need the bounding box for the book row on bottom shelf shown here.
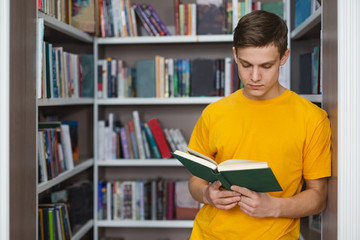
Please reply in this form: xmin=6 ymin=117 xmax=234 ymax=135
xmin=97 ymin=56 xmax=240 ymax=99
xmin=97 ymin=178 xmax=199 ymax=221
xmin=39 ymin=181 xmax=93 ymax=240
xmin=98 ymin=111 xmax=188 ymax=161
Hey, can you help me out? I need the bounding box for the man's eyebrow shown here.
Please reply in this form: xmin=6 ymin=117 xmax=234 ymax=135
xmin=237 ymin=58 xmax=276 ymax=65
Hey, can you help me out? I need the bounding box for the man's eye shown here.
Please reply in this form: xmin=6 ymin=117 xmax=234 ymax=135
xmin=242 ymin=64 xmax=251 ymax=68
xmin=262 ymin=65 xmax=272 ymax=69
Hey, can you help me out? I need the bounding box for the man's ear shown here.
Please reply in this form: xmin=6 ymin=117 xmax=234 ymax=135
xmin=280 ymin=49 xmax=290 ymax=66
xmin=232 ymin=47 xmax=238 ymax=64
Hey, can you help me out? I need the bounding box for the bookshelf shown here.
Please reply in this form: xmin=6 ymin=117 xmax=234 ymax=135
xmin=36 ymin=9 xmax=95 ymax=240
xmin=290 ymin=1 xmax=323 ymax=239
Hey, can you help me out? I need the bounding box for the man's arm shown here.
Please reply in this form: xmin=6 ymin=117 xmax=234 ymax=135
xmin=231 ymin=178 xmax=328 ymax=218
xmin=189 ymin=174 xmax=241 ymax=210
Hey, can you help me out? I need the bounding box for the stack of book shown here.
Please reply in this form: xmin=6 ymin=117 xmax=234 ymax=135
xmin=97 ymin=179 xmax=199 ymax=221
xmin=98 ymin=111 xmax=188 ymax=160
xmin=38 ymin=121 xmax=78 ymax=183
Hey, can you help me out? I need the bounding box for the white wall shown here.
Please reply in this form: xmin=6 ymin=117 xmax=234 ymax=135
xmin=338 ymin=1 xmax=360 ymax=239
xmin=0 ymin=0 xmax=10 ymax=239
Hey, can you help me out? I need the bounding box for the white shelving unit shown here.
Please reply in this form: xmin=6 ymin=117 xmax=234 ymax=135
xmin=37 ymin=158 xmax=94 ymax=194
xmin=36 ymin=10 xmax=94 ymax=240
xmin=97 ymin=159 xmax=182 ymax=167
xmin=291 ymin=7 xmax=322 ymax=40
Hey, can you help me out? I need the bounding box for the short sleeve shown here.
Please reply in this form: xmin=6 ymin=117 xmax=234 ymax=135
xmin=303 ymin=116 xmax=332 ymax=179
xmin=188 ymin=109 xmax=214 ymax=160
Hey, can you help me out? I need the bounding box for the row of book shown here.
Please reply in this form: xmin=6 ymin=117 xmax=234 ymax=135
xmin=98 ymin=111 xmax=187 ymax=161
xmin=39 ymin=40 xmax=94 ymax=99
xmin=99 ymin=0 xmax=170 ymax=38
xmin=98 ymin=179 xmax=200 ymax=221
xmin=38 ymin=203 xmax=72 ymax=240
xmin=97 ymin=57 xmax=241 ymax=99
xmin=38 ymin=121 xmax=78 ymax=183
xmin=38 ymin=0 xmax=96 ymax=34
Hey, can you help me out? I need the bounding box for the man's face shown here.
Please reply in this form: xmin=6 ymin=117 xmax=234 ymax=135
xmin=233 ymin=45 xmax=289 ymax=101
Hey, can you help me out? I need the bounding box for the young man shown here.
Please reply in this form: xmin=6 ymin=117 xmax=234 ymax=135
xmin=187 ymin=10 xmax=331 ymax=239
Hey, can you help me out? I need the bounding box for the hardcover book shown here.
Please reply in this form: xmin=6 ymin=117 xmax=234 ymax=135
xmin=172 ymin=148 xmax=283 ymax=192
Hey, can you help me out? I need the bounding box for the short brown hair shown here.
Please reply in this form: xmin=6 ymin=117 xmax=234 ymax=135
xmin=233 ymin=10 xmax=288 ymax=58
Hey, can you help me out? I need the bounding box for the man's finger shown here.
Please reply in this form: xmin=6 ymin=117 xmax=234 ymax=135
xmin=230 ymin=185 xmax=255 ymax=197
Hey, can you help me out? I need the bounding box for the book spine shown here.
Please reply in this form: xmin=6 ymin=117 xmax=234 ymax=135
xmin=143 ymin=122 xmax=161 ymax=159
xmin=132 ymin=110 xmax=146 ymax=159
xmin=128 ymin=121 xmax=139 ymax=159
xmin=136 ymin=4 xmax=158 ymax=36
xmin=174 ymin=0 xmax=180 ymax=35
xmin=141 ymin=123 xmax=152 ymax=159
xmin=119 ymin=127 xmax=130 ymax=159
xmin=147 ymin=4 xmax=170 ymax=35
xmin=143 ymin=5 xmax=165 ymax=36
xmin=133 ymin=4 xmax=154 ymax=36
xmin=148 ymin=118 xmax=172 ymax=159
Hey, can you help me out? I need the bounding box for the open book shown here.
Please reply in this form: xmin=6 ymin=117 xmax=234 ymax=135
xmin=172 ymin=148 xmax=282 ymax=192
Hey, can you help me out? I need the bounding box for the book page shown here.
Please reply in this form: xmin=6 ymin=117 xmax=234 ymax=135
xmin=173 ymin=150 xmax=217 ymax=170
xmin=218 ymin=159 xmax=269 ymax=172
xmin=185 ymin=147 xmax=217 ymax=165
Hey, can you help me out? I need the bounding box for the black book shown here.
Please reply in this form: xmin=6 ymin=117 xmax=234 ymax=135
xmin=190 ymin=58 xmax=217 ymax=96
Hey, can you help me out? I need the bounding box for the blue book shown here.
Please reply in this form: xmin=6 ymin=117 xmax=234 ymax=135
xmin=128 ymin=121 xmax=139 ymax=159
xmin=136 ymin=60 xmax=155 ymax=98
xmin=143 ymin=122 xmax=161 ymax=159
xmin=295 ymin=0 xmax=311 ymax=28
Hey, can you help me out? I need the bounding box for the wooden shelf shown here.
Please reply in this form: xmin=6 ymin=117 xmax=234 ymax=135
xmin=38 ymin=11 xmax=93 ymax=43
xmin=96 ymin=97 xmax=222 ymax=105
xmin=37 ymin=159 xmax=93 ymax=194
xmin=97 ymin=220 xmax=194 ymax=228
xmin=97 ymin=159 xmax=182 ymax=167
xmin=291 ymin=7 xmax=322 ymax=40
xmin=37 ymin=98 xmax=94 ymax=106
xmin=96 ymin=34 xmax=233 ymax=45
xmin=71 ymin=220 xmax=94 ymax=240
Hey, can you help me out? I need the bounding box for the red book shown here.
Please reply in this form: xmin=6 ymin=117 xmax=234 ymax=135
xmin=174 ymin=0 xmax=180 ymax=35
xmin=148 ymin=118 xmax=172 ymax=158
xmin=167 ymin=181 xmax=175 ymax=220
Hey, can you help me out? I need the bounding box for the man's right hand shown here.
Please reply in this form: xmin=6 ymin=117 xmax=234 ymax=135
xmin=203 ymin=181 xmax=242 ymax=210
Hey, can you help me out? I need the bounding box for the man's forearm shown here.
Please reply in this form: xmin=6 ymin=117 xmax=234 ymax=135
xmin=189 ymin=175 xmax=208 ymax=204
xmin=276 ymin=178 xmax=327 ymax=218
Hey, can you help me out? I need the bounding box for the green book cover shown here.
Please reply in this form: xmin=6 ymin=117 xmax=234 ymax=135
xmin=48 ymin=209 xmax=54 ymax=240
xmin=172 ymin=149 xmax=282 ymax=192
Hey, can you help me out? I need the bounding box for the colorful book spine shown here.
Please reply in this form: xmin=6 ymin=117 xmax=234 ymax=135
xmin=148 ymin=118 xmax=172 ymax=159
xmin=128 ymin=121 xmax=139 ymax=159
xmin=136 ymin=4 xmax=158 ymax=36
xmin=147 ymin=4 xmax=171 ymax=35
xmin=120 ymin=127 xmax=130 ymax=159
xmin=133 ymin=4 xmax=154 ymax=36
xmin=143 ymin=122 xmax=161 ymax=159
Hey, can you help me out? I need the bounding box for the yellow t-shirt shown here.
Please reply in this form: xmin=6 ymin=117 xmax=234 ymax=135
xmin=188 ymin=89 xmax=331 ymax=240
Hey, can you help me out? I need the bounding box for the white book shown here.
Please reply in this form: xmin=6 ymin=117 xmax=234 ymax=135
xmin=169 ymin=128 xmax=182 ymax=151
xmin=36 ymin=18 xmax=44 ymax=99
xmin=98 ymin=120 xmax=105 ymax=161
xmin=232 ymin=0 xmax=238 ymax=30
xmin=132 ymin=110 xmax=146 ymax=159
xmin=37 ymin=131 xmax=48 ymax=182
xmin=111 ymin=0 xmax=120 ymax=37
xmin=163 ymin=128 xmax=176 ymax=152
xmin=130 ymin=6 xmax=138 ymax=37
xmin=107 ymin=181 xmax=112 ymax=220
xmin=60 ymin=124 xmax=74 ymax=169
xmin=224 ymin=57 xmax=232 ymax=96
xmin=101 ymin=59 xmax=108 ymax=98
xmin=48 ymin=43 xmax=54 ymax=98
xmin=191 ymin=4 xmax=197 ymax=35
xmin=175 ymin=128 xmax=188 ymax=151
